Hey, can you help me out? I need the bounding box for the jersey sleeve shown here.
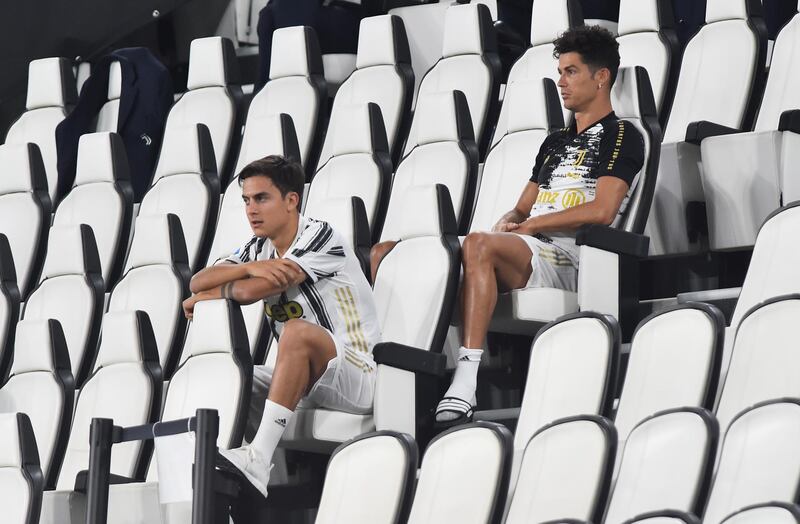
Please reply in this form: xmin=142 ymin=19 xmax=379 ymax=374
xmin=597 ymin=120 xmax=645 ymax=187
xmin=284 ymin=221 xmax=347 ymax=283
xmin=216 ymin=236 xmax=260 ymax=265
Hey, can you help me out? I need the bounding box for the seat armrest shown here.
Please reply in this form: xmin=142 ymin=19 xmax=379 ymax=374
xmin=74 ymin=470 xmax=138 ymax=493
xmin=779 ymin=109 xmax=800 ymax=133
xmin=373 ymin=342 xmax=447 ymax=377
xmin=576 ymin=224 xmax=649 ymax=258
xmin=685 ymin=121 xmax=740 ymax=145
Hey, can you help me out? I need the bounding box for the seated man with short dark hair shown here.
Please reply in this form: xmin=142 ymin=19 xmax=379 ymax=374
xmin=434 ymin=26 xmax=645 ymax=426
xmin=184 ymin=155 xmax=380 ymax=499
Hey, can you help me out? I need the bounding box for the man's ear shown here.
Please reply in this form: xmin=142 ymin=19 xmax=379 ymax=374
xmin=286 ymin=191 xmax=301 ymax=211
xmin=595 ymin=67 xmax=612 ymax=87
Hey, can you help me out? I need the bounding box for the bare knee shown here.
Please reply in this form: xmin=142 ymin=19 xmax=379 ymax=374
xmin=462 ymin=232 xmax=493 ymax=269
xmin=277 ymin=319 xmax=314 ymax=360
xmin=370 ymin=240 xmax=397 ymax=282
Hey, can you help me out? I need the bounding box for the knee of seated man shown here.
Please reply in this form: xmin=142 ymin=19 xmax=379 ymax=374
xmin=462 ymin=232 xmax=492 ymax=264
xmin=277 ymin=319 xmax=315 ymax=354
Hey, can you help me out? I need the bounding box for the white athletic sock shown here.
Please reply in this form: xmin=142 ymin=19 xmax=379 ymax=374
xmin=437 ymin=347 xmax=483 ymax=422
xmin=250 ymin=399 xmax=294 ymax=462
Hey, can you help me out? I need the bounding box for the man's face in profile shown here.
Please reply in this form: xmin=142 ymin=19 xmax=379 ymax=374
xmin=557 ymin=51 xmax=604 ymax=112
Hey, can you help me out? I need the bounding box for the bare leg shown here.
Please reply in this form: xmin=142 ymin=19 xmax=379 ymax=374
xmin=461 ymin=232 xmax=535 ymax=348
xmin=369 ymin=240 xmax=398 ymax=283
xmin=269 ymin=319 xmax=338 ymax=409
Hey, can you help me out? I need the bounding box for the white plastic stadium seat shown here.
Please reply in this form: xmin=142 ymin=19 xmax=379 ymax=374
xmin=491 ymin=0 xmax=583 ymax=145
xmin=22 ymin=225 xmax=104 ymax=387
xmin=644 ymin=0 xmax=767 ymax=255
xmin=603 ymin=408 xmax=717 ymax=524
xmin=94 ymin=61 xmax=122 ymax=133
xmin=404 ymin=3 xmax=500 ymax=158
xmin=0 ymin=412 xmax=44 ymax=524
xmin=56 ymin=311 xmax=162 ymax=490
xmin=407 ymin=422 xmax=511 ymax=524
xmin=104 ymin=299 xmax=252 ymax=521
xmin=700 ymin=6 xmax=800 ymax=250
xmin=107 ymin=214 xmax=190 ymax=379
xmin=0 ymin=319 xmax=73 ymax=490
xmin=617 ymin=0 xmax=681 ymax=123
xmin=162 ymin=36 xmax=241 ymax=184
xmin=490 ymin=66 xmax=659 ymax=334
xmin=257 ymin=26 xmax=327 ymax=176
xmin=721 ymin=502 xmax=800 ymax=524
xmin=306 ymin=102 xmax=393 ymax=241
xmin=281 ymin=185 xmax=460 ymax=450
xmin=317 ymin=14 xmax=414 ymax=168
xmin=4 ymin=57 xmax=77 ymax=203
xmin=613 ymin=303 xmax=723 ymax=454
xmin=714 ymin=295 xmax=800 ymax=439
xmin=502 ymin=312 xmax=619 ymax=501
xmin=504 ymin=415 xmax=615 ymax=524
xmin=141 ymin=123 xmax=220 ymax=272
xmin=468 ymin=78 xmax=563 ymax=234
xmin=380 ymin=90 xmax=478 ymax=240
xmin=315 ymin=431 xmax=417 ymax=524
xmin=0 ymin=143 xmax=52 ymax=298
xmin=703 ymin=399 xmax=800 ymax=524
xmin=623 ymin=511 xmax=701 ymax=524
xmin=53 ymin=132 xmax=133 ymax=287
xmin=0 ymin=235 xmax=21 ymax=382
xmin=203 ymin=115 xmax=299 ymax=363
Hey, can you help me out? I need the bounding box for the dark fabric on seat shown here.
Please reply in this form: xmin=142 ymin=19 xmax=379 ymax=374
xmin=55 ymin=47 xmax=172 ymax=202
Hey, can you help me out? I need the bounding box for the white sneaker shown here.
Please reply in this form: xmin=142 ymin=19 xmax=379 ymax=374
xmin=218 ymin=445 xmax=271 ymax=498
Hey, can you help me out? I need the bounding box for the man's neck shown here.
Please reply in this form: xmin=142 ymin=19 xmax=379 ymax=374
xmin=271 ymin=214 xmax=300 ymax=257
xmin=573 ymin=99 xmax=614 ymax=134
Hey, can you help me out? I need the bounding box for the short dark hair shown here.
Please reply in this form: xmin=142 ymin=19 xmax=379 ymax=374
xmin=238 ymin=155 xmax=305 ymax=201
xmin=553 ymin=25 xmax=620 ymax=86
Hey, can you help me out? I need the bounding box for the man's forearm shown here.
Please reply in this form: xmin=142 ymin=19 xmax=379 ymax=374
xmin=517 ymin=201 xmax=615 ymax=236
xmin=194 ymin=276 xmax=286 ymax=306
xmin=189 ymin=263 xmax=251 ymax=294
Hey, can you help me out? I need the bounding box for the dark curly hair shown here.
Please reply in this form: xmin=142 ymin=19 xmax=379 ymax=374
xmin=553 ymin=25 xmax=620 ymax=86
xmin=238 ymin=155 xmax=305 ymax=203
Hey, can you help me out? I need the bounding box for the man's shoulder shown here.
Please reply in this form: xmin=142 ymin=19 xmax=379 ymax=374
xmin=600 ymin=116 xmax=644 ymax=142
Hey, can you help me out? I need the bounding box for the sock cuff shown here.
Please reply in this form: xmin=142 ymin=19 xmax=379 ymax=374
xmin=457 ymin=346 xmax=483 ymax=363
xmin=265 ymin=399 xmax=294 ymax=427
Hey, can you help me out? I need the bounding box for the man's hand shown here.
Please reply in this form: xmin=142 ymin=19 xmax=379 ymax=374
xmin=246 ymin=259 xmax=306 ymax=289
xmin=183 ymin=294 xmax=201 ymax=320
xmin=492 ymin=221 xmax=520 ymax=233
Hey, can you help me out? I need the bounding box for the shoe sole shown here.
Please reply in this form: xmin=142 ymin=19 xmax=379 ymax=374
xmin=216 ymin=453 xmax=269 ymax=499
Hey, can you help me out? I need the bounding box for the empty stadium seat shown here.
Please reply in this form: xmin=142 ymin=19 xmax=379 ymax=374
xmin=56 ymin=311 xmax=162 ymax=491
xmin=406 ymin=422 xmax=512 ymax=524
xmin=703 ymin=399 xmax=800 ymax=524
xmin=94 ymin=61 xmax=122 ymax=133
xmin=714 ymin=295 xmax=800 ymax=439
xmin=0 ymin=412 xmax=44 ymax=524
xmin=4 ymin=57 xmax=77 ymax=203
xmin=721 ymin=502 xmax=800 ymax=524
xmin=603 ymin=408 xmax=717 ymax=523
xmin=490 ymin=65 xmax=658 ymax=333
xmin=379 ymin=90 xmax=478 ymax=240
xmin=163 ymin=36 xmax=241 ymax=184
xmin=624 ymin=511 xmax=701 ymax=524
xmin=306 ymin=102 xmax=392 ymax=242
xmin=491 ymin=0 xmax=582 ymax=145
xmin=700 ymin=6 xmax=800 ymax=250
xmin=22 ymin=225 xmax=103 ymax=387
xmin=504 ymin=415 xmax=615 ymax=524
xmin=617 ymin=0 xmax=680 ymax=123
xmin=0 ymin=319 xmax=73 ymax=490
xmin=502 ymin=312 xmax=619 ymax=500
xmin=613 ymin=303 xmax=723 ymax=452
xmin=141 ymin=123 xmax=220 ymax=273
xmin=315 ymin=431 xmax=417 ymax=524
xmin=316 ymin=14 xmax=413 ymax=168
xmin=107 ymin=214 xmax=190 ymax=379
xmin=0 ymin=234 xmax=21 ymax=383
xmin=255 ymin=26 xmax=327 ymax=176
xmin=0 ymin=143 xmax=52 ymax=298
xmin=281 ymin=185 xmax=459 ymax=449
xmin=468 ymin=78 xmax=563 ymax=233
xmin=645 ymin=0 xmax=767 ymax=255
xmin=403 ymin=3 xmax=500 ymax=158
xmin=53 ymin=132 xmax=133 ymax=287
